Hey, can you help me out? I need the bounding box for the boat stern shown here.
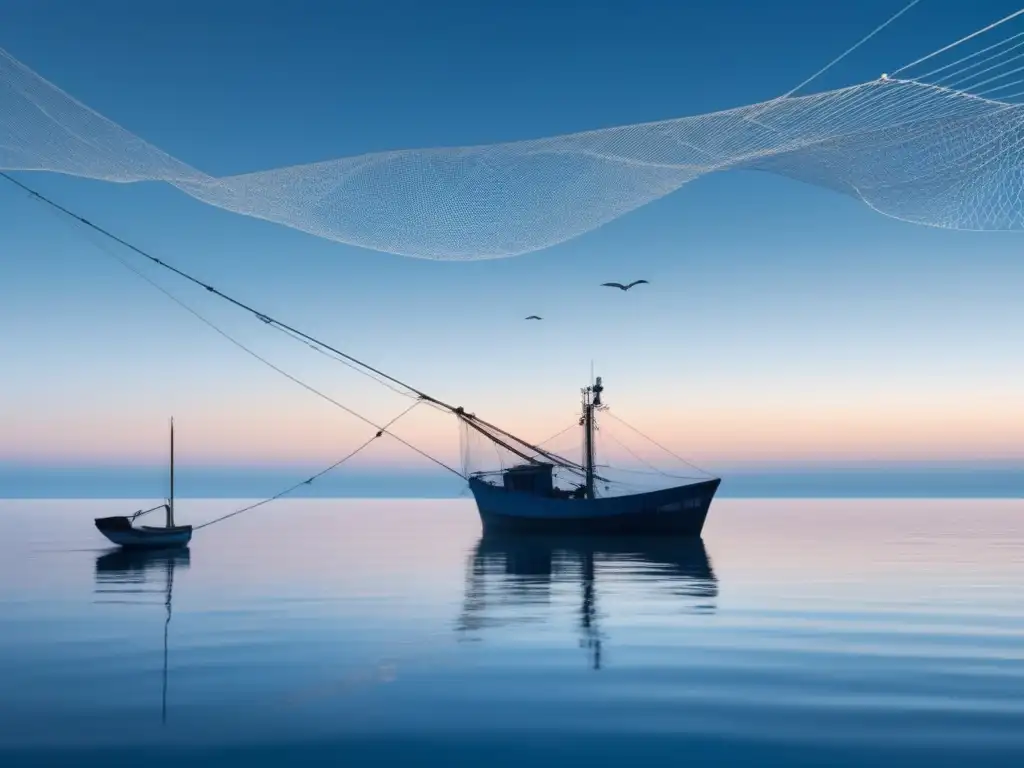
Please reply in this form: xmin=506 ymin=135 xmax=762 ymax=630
xmin=94 ymin=516 xmax=134 ymax=533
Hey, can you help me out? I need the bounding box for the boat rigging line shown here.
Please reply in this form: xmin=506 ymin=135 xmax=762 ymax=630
xmin=536 ymin=421 xmax=580 ymax=447
xmin=891 ymin=7 xmax=1024 ymax=78
xmin=4 ymin=184 xmax=465 ymax=484
xmin=603 ymin=410 xmax=714 ymax=477
xmin=8 ymin=199 xmax=461 ymax=531
xmin=128 ymin=503 xmax=171 ymax=522
xmin=1 ymin=171 xmax=585 ymax=478
xmin=778 ymin=0 xmax=923 ymax=99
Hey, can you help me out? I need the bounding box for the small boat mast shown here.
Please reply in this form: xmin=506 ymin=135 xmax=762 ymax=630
xmin=167 ymin=417 xmax=175 ymax=528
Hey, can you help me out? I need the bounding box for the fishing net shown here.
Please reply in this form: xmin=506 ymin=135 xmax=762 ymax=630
xmin=4 ymin=29 xmax=1024 ymax=261
xmin=590 ymin=411 xmax=719 ymax=497
xmin=457 ymin=413 xmax=587 ymax=488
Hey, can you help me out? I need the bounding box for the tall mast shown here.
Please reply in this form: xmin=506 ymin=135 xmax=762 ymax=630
xmin=583 ymin=376 xmax=603 ymax=500
xmin=583 ymin=389 xmax=594 ymax=499
xmin=168 ymin=418 xmax=175 ymax=528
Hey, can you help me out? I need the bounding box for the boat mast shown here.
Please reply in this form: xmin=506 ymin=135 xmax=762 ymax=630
xmin=168 ymin=418 xmax=175 ymax=528
xmin=583 ymin=376 xmax=603 ymax=499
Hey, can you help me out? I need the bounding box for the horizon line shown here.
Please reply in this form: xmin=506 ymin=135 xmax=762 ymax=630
xmin=3 ymin=458 xmax=1024 ymax=470
xmin=3 ymin=493 xmax=1022 ymax=501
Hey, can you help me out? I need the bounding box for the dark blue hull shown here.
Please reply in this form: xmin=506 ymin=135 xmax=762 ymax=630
xmin=469 ymin=477 xmax=720 ymax=536
xmin=94 ymin=516 xmax=193 ymax=549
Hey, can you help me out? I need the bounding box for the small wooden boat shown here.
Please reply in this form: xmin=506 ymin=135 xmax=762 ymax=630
xmin=94 ymin=419 xmax=193 ymax=549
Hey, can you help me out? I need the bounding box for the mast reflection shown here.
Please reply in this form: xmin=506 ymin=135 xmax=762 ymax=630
xmin=93 ymin=547 xmax=190 ymax=724
xmin=457 ymin=535 xmax=717 ymax=670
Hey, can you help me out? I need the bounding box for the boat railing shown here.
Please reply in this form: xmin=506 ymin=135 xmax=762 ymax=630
xmin=130 ymin=503 xmax=169 ymax=522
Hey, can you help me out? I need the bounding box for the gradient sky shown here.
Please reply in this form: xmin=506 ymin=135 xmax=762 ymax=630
xmin=1 ymin=0 xmax=1023 ymax=486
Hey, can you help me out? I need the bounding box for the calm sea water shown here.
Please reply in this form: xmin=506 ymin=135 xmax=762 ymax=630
xmin=1 ymin=498 xmax=1022 ymax=767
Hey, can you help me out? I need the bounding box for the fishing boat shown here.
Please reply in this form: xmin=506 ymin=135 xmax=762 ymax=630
xmin=94 ymin=419 xmax=193 ymax=549
xmin=467 ymin=377 xmax=720 ymax=536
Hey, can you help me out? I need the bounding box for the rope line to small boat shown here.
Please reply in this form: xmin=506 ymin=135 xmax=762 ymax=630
xmin=0 ymin=171 xmax=585 ymax=477
xmin=3 ymin=173 xmax=465 ymax=480
xmin=192 ymin=399 xmax=422 ymax=530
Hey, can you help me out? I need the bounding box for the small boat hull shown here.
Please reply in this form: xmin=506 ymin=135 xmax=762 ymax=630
xmin=468 ymin=477 xmax=720 ymax=536
xmin=94 ymin=516 xmax=193 ymax=550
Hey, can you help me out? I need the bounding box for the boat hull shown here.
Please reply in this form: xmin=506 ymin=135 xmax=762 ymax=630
xmin=468 ymin=477 xmax=720 ymax=536
xmin=94 ymin=517 xmax=193 ymax=550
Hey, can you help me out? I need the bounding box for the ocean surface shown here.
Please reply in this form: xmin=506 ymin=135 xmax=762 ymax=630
xmin=1 ymin=498 xmax=1022 ymax=767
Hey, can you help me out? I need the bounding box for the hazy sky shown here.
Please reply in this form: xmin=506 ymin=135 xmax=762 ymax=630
xmin=1 ymin=0 xmax=1022 ymax=484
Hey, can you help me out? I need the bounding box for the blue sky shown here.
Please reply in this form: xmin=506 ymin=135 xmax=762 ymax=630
xmin=1 ymin=0 xmax=1023 ymax=496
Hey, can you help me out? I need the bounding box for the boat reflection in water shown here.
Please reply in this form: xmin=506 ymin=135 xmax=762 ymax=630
xmin=456 ymin=535 xmax=717 ymax=670
xmin=93 ymin=547 xmax=190 ymax=724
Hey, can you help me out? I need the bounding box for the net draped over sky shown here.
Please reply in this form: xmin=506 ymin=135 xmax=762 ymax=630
xmin=3 ymin=42 xmax=1024 ymax=261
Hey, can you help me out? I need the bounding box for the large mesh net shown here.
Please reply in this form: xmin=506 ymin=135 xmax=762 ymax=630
xmin=4 ymin=26 xmax=1024 ymax=261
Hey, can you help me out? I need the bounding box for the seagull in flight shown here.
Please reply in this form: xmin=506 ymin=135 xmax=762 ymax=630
xmin=601 ymin=279 xmax=649 ymax=291
xmin=525 ymin=315 xmax=543 ymax=320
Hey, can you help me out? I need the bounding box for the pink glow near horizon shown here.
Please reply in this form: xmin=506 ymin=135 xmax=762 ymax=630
xmin=4 ymin=398 xmax=1023 ymax=466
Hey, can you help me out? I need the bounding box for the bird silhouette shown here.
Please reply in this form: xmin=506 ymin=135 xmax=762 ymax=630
xmin=525 ymin=315 xmax=543 ymax=320
xmin=601 ymin=279 xmax=649 ymax=291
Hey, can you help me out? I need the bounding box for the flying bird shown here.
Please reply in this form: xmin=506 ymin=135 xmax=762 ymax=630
xmin=601 ymin=280 xmax=649 ymax=291
xmin=525 ymin=315 xmax=543 ymax=320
